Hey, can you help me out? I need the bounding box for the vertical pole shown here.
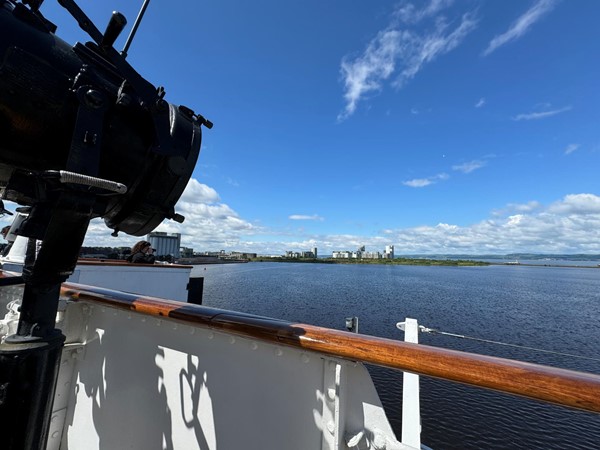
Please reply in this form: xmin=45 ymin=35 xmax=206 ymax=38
xmin=345 ymin=316 xmax=359 ymax=333
xmin=401 ymin=318 xmax=421 ymax=449
xmin=0 ymin=333 xmax=65 ymax=449
xmin=187 ymin=276 xmax=204 ymax=305
xmin=0 ymin=201 xmax=92 ymax=449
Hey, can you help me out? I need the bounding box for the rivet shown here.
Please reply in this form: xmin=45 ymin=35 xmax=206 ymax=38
xmin=301 ymin=354 xmax=310 ymax=364
xmin=250 ymin=342 xmax=258 ymax=350
xmin=208 ymin=332 xmax=214 ymax=340
xmin=275 ymin=348 xmax=283 ymax=357
xmin=229 ymin=336 xmax=235 ymax=344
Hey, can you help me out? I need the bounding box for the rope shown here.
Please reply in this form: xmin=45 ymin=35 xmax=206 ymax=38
xmin=420 ymin=326 xmax=600 ymax=363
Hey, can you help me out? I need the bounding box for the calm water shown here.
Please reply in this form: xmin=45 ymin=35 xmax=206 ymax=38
xmin=192 ymin=262 xmax=600 ymax=449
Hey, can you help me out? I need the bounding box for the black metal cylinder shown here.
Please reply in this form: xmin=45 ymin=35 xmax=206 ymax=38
xmin=0 ymin=333 xmax=66 ymax=450
xmin=0 ymin=2 xmax=203 ymax=236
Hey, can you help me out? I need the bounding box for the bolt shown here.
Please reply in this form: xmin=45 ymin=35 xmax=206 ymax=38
xmin=84 ymin=89 xmax=105 ymax=109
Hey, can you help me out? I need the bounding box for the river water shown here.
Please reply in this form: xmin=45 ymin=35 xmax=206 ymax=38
xmin=192 ymin=262 xmax=600 ymax=449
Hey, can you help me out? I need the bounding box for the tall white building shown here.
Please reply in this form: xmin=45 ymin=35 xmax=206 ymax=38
xmin=384 ymin=245 xmax=395 ymax=259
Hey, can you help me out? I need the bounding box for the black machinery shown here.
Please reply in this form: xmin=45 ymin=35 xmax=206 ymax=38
xmin=0 ymin=1 xmax=212 ymax=447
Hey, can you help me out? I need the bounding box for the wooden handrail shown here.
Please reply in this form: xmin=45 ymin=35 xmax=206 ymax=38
xmin=60 ymin=281 xmax=600 ymax=414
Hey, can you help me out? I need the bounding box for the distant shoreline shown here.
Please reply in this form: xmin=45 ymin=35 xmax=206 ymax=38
xmin=248 ymin=257 xmax=600 ymax=269
xmin=490 ymin=262 xmax=600 ymax=269
xmin=250 ymin=257 xmax=489 ymax=266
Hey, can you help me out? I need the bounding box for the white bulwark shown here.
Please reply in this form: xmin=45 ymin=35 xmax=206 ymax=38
xmin=148 ymin=232 xmax=181 ymax=258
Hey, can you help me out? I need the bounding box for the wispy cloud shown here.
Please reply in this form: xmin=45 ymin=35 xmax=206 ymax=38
xmin=483 ymin=0 xmax=558 ymax=56
xmin=452 ymin=160 xmax=485 ymax=174
xmin=403 ymin=173 xmax=449 ymax=188
xmin=394 ymin=0 xmax=454 ymax=24
xmin=338 ymin=1 xmax=478 ymax=121
xmin=492 ymin=200 xmax=542 ymax=216
xmin=564 ymin=143 xmax=579 ymax=155
xmin=289 ymin=214 xmax=324 ymax=221
xmin=512 ymin=105 xmax=571 ymax=121
xmin=475 ymin=98 xmax=485 ymax=108
xmin=226 ymin=177 xmax=240 ymax=187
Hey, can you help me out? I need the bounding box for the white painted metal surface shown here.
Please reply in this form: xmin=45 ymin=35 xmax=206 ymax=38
xmin=68 ymin=263 xmax=192 ymax=301
xmin=1 ymin=259 xmax=191 ymax=302
xmin=397 ymin=319 xmax=422 ymax=449
xmin=46 ymin=300 xmax=407 ymax=450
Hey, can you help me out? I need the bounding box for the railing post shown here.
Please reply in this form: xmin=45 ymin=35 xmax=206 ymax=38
xmin=398 ymin=318 xmax=421 ymax=449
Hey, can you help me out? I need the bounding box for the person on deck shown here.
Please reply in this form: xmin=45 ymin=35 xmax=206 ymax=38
xmin=127 ymin=240 xmax=156 ymax=264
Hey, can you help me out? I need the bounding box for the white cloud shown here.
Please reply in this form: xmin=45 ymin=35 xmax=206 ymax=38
xmin=394 ymin=0 xmax=454 ymax=24
xmin=564 ymin=144 xmax=579 ymax=155
xmin=226 ymin=177 xmax=240 ymax=187
xmin=179 ymin=177 xmax=220 ymax=203
xmin=378 ymin=193 xmax=600 ymax=254
xmin=338 ymin=1 xmax=477 ymax=120
xmin=475 ymin=98 xmax=485 ymax=108
xmin=452 ymin=160 xmax=485 ymax=174
xmin=547 ymin=193 xmax=600 ymax=215
xmin=253 ymin=194 xmax=600 ymax=255
xmin=289 ymin=214 xmax=324 ymax=221
xmin=394 ymin=12 xmax=478 ymax=89
xmin=512 ymin=106 xmax=571 ymax=121
xmin=492 ymin=201 xmax=541 ymax=216
xmin=483 ymin=0 xmax=558 ymax=56
xmin=4 ymin=192 xmax=600 ymax=256
xmin=80 ymin=177 xmax=256 ymax=250
xmin=403 ymin=172 xmax=449 ymax=188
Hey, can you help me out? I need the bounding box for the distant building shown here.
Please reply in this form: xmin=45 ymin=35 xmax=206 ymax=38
xmin=332 ymin=251 xmax=352 ymax=259
xmin=384 ymin=245 xmax=394 ymax=259
xmin=148 ymin=232 xmax=181 ymax=258
xmin=180 ymin=247 xmax=194 ymax=258
xmin=285 ymin=248 xmax=317 ymax=259
xmin=193 ymin=250 xmax=257 ymax=260
xmin=333 ymin=245 xmax=394 ymax=260
xmin=231 ymin=251 xmax=257 ymax=259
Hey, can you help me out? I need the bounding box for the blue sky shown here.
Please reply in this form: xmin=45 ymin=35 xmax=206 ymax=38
xmin=3 ymin=0 xmax=600 ymax=255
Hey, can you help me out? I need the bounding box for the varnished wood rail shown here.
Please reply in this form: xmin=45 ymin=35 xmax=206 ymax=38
xmin=60 ymin=281 xmax=600 ymax=414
